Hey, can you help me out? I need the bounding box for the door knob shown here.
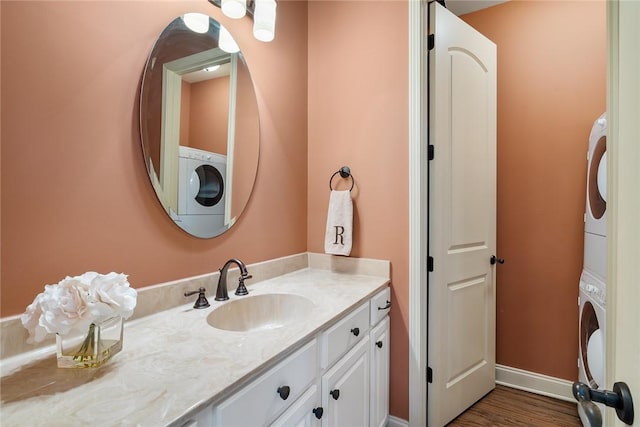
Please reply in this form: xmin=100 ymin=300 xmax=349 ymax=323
xmin=573 ymin=381 xmax=634 ymax=425
xmin=490 ymin=255 xmax=505 ymax=265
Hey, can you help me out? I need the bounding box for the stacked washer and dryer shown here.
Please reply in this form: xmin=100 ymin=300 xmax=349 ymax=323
xmin=176 ymin=145 xmax=227 ymax=237
xmin=578 ymin=113 xmax=607 ymax=425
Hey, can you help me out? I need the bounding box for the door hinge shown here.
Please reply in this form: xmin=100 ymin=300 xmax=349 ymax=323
xmin=427 ymin=367 xmax=433 ymax=383
xmin=428 ymin=34 xmax=435 ymax=51
xmin=427 ymin=256 xmax=434 ymax=272
xmin=428 ymin=144 xmax=435 ymax=160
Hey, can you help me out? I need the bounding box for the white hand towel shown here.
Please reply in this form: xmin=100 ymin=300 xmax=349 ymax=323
xmin=324 ymin=190 xmax=353 ymax=256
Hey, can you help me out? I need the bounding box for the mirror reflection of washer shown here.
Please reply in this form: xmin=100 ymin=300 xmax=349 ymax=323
xmin=177 ymin=146 xmax=226 ymax=235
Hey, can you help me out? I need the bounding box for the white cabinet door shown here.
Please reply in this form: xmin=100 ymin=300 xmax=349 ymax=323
xmin=321 ymin=335 xmax=370 ymax=427
xmin=370 ymin=317 xmax=390 ymax=427
xmin=271 ymin=384 xmax=322 ymax=427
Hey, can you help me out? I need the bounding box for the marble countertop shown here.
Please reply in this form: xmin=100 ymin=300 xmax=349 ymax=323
xmin=0 ymin=267 xmax=389 ymax=426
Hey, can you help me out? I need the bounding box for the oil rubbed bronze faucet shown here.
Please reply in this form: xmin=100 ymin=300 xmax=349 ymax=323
xmin=215 ymin=258 xmax=252 ymax=301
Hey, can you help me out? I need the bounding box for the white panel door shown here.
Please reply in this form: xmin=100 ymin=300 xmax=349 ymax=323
xmin=428 ymin=2 xmax=497 ymax=426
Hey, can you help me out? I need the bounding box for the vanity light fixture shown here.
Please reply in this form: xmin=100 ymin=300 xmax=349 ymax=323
xmin=253 ymin=0 xmax=276 ymax=42
xmin=182 ymin=13 xmax=210 ymax=34
xmin=204 ymin=65 xmax=221 ymax=72
xmin=221 ymin=0 xmax=247 ymax=19
xmin=219 ymin=25 xmax=240 ymax=53
xmin=209 ymin=0 xmax=277 ymax=42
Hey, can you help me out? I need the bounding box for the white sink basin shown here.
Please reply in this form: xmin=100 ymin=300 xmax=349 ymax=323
xmin=206 ymin=293 xmax=316 ymax=332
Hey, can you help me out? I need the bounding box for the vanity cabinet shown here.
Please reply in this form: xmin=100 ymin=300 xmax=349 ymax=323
xmin=210 ymin=287 xmax=390 ymax=427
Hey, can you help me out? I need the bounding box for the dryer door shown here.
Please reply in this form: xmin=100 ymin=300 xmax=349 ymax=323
xmin=588 ymin=135 xmax=607 ymax=223
xmin=188 ymin=164 xmax=225 ymax=214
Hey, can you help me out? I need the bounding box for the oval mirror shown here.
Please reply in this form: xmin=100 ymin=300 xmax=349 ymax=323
xmin=140 ymin=14 xmax=260 ymax=238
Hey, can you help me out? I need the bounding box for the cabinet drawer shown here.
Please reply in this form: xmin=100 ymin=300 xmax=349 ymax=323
xmin=321 ymin=302 xmax=369 ymax=369
xmin=214 ymin=339 xmax=318 ymax=426
xmin=369 ymin=287 xmax=391 ymax=326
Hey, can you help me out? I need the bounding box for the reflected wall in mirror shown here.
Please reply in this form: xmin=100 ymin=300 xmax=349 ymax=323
xmin=140 ymin=14 xmax=260 ymax=238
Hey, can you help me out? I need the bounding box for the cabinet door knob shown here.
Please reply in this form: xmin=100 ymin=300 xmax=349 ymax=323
xmin=350 ymin=327 xmax=360 ymax=337
xmin=312 ymin=407 xmax=324 ymax=419
xmin=277 ymin=385 xmax=290 ymax=400
xmin=376 ymin=340 xmax=383 ymax=348
xmin=330 ymin=389 xmax=340 ymax=400
xmin=377 ymin=300 xmax=391 ymax=310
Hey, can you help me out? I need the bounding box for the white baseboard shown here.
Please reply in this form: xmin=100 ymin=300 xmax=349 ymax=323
xmin=387 ymin=415 xmax=409 ymax=427
xmin=496 ymin=364 xmax=576 ymax=402
xmin=387 ymin=366 xmax=572 ymax=427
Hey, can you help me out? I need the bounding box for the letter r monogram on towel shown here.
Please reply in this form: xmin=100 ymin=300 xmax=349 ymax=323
xmin=333 ymin=226 xmax=345 ymax=245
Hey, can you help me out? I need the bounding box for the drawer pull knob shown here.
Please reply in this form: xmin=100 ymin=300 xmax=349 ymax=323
xmin=277 ymin=385 xmax=291 ymax=400
xmin=350 ymin=327 xmax=360 ymax=337
xmin=376 ymin=340 xmax=383 ymax=348
xmin=312 ymin=407 xmax=324 ymax=419
xmin=378 ymin=300 xmax=391 ymax=310
xmin=330 ymin=389 xmax=340 ymax=400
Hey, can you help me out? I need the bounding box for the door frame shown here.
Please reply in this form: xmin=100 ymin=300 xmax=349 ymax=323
xmin=605 ymin=0 xmax=640 ymax=425
xmin=408 ymin=1 xmax=638 ymax=426
xmin=408 ymin=0 xmax=427 ymax=425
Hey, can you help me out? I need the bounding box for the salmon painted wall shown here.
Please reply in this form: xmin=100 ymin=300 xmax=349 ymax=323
xmin=307 ymin=1 xmax=409 ymax=419
xmin=461 ymin=0 xmax=606 ymax=380
xmin=231 ymin=60 xmax=261 ymax=221
xmin=0 ymin=1 xmax=308 ymax=316
xmin=189 ymin=77 xmax=230 ymax=154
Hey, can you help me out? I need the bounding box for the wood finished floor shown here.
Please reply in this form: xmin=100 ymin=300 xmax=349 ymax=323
xmin=447 ymin=385 xmax=582 ymax=427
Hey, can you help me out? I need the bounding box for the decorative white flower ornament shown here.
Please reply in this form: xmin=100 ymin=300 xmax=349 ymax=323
xmin=21 ymin=272 xmax=137 ymax=343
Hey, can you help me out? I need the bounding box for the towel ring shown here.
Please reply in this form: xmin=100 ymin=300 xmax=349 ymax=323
xmin=329 ymin=166 xmax=355 ymax=191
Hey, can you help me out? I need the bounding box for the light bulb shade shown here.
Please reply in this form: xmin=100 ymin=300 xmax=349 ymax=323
xmin=219 ymin=25 xmax=240 ymax=53
xmin=182 ymin=13 xmax=210 ymax=34
xmin=221 ymin=0 xmax=247 ymax=19
xmin=253 ymin=0 xmax=276 ymax=42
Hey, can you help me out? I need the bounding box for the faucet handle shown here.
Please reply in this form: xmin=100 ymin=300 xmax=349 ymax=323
xmin=234 ymin=275 xmax=251 ymax=296
xmin=184 ymin=287 xmax=210 ymax=309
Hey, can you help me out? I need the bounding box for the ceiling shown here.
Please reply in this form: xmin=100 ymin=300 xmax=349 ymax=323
xmin=444 ymin=0 xmax=509 ymax=16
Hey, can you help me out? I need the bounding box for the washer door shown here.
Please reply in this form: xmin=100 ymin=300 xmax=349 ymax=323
xmin=189 ymin=164 xmax=224 ymax=210
xmin=580 ymin=300 xmax=603 ymax=389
